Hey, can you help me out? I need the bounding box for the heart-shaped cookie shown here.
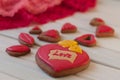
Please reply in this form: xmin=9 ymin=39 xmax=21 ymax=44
xmin=36 ymin=41 xmax=90 ymax=77
xmin=90 ymin=17 xmax=105 ymax=26
xmin=75 ymin=34 xmax=96 ymax=47
xmin=29 ymin=26 xmax=42 ymax=34
xmin=96 ymin=25 xmax=114 ymax=37
xmin=6 ymin=45 xmax=30 ymax=57
xmin=38 ymin=29 xmax=61 ymax=43
xmin=18 ymin=33 xmax=35 ymax=47
xmin=61 ymin=23 xmax=77 ymax=33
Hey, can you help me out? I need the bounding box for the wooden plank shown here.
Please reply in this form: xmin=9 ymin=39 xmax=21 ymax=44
xmin=0 ymin=57 xmax=56 ymax=80
xmin=0 ymin=72 xmax=20 ymax=80
xmin=77 ymin=62 xmax=120 ymax=80
xmin=0 ymin=52 xmax=120 ymax=80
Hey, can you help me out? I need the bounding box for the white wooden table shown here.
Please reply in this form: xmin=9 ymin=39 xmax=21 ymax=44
xmin=0 ymin=0 xmax=120 ymax=80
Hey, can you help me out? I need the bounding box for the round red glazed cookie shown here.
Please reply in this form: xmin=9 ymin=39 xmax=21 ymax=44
xmin=35 ymin=40 xmax=90 ymax=77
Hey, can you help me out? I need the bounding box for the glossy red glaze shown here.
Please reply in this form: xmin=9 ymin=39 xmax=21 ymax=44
xmin=95 ymin=18 xmax=104 ymax=22
xmin=96 ymin=25 xmax=114 ymax=33
xmin=19 ymin=33 xmax=34 ymax=45
xmin=45 ymin=29 xmax=59 ymax=38
xmin=32 ymin=26 xmax=40 ymax=30
xmin=6 ymin=45 xmax=30 ymax=52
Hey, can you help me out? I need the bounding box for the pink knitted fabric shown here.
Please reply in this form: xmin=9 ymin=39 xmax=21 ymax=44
xmin=0 ymin=0 xmax=62 ymax=16
xmin=0 ymin=9 xmax=32 ymax=30
xmin=0 ymin=0 xmax=26 ymax=17
xmin=0 ymin=0 xmax=97 ymax=30
xmin=63 ymin=0 xmax=96 ymax=12
xmin=25 ymin=0 xmax=63 ymax=14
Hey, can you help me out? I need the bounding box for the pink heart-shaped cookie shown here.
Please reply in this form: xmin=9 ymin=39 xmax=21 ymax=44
xmin=96 ymin=25 xmax=114 ymax=37
xmin=75 ymin=34 xmax=96 ymax=47
xmin=19 ymin=33 xmax=35 ymax=47
xmin=6 ymin=45 xmax=30 ymax=57
xmin=36 ymin=44 xmax=90 ymax=77
xmin=38 ymin=29 xmax=61 ymax=43
xmin=61 ymin=23 xmax=77 ymax=33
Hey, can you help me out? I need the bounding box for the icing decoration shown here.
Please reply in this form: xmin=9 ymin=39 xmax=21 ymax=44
xmin=69 ymin=45 xmax=82 ymax=54
xmin=96 ymin=25 xmax=114 ymax=37
xmin=61 ymin=23 xmax=77 ymax=31
xmin=48 ymin=50 xmax=77 ymax=63
xmin=75 ymin=34 xmax=96 ymax=46
xmin=58 ymin=40 xmax=78 ymax=48
xmin=6 ymin=45 xmax=30 ymax=53
xmin=45 ymin=29 xmax=60 ymax=38
xmin=19 ymin=33 xmax=35 ymax=45
xmin=37 ymin=44 xmax=90 ymax=72
xmin=58 ymin=40 xmax=82 ymax=53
